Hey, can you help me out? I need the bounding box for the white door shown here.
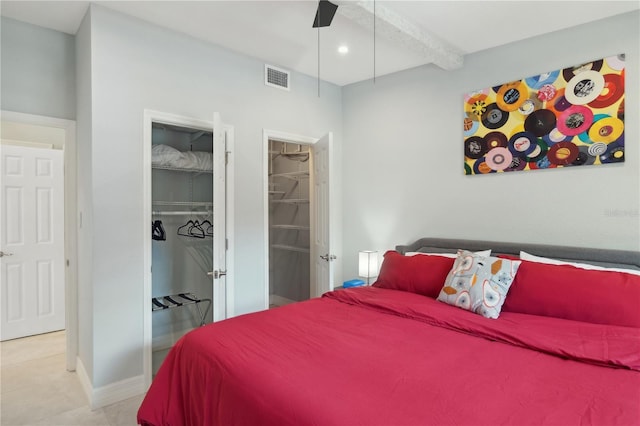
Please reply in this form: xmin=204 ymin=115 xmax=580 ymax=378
xmin=311 ymin=132 xmax=334 ymax=297
xmin=211 ymin=113 xmax=227 ymax=321
xmin=1 ymin=144 xmax=65 ymax=341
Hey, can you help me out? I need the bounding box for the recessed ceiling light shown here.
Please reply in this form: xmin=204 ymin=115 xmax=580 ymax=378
xmin=338 ymin=45 xmax=349 ymax=55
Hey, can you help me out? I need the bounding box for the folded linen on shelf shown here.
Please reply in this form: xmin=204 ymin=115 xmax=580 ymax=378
xmin=152 ymin=144 xmax=213 ymax=171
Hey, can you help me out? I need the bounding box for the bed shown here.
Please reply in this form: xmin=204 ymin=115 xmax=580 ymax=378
xmin=137 ymin=238 xmax=640 ymax=426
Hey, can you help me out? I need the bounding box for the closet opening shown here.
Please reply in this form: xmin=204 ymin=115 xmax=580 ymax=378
xmin=144 ymin=110 xmax=233 ymax=388
xmin=268 ymin=140 xmax=311 ymax=308
xmin=150 ymin=121 xmax=215 ymax=375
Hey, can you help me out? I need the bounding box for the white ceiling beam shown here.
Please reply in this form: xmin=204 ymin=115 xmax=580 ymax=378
xmin=336 ymin=1 xmax=463 ymax=70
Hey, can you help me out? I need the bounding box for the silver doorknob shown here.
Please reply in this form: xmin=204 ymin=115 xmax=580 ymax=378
xmin=320 ymin=254 xmax=336 ymax=261
xmin=208 ymin=270 xmax=227 ymax=279
xmin=0 ymin=251 xmax=13 ymax=258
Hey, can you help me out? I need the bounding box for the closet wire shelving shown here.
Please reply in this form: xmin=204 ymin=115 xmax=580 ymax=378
xmin=152 ymin=200 xmax=214 ymax=216
xmin=152 ymin=159 xmax=214 ymax=216
xmin=151 ymin=138 xmax=214 ymax=330
xmin=268 ymin=141 xmax=310 ymax=254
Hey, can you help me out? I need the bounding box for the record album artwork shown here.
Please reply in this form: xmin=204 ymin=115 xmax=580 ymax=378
xmin=463 ymin=54 xmax=625 ymax=175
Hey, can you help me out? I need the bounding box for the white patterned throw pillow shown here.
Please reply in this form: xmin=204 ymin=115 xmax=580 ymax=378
xmin=437 ymin=250 xmax=521 ymax=319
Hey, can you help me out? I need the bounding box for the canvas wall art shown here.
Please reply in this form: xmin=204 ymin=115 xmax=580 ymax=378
xmin=463 ymin=55 xmax=625 ymax=175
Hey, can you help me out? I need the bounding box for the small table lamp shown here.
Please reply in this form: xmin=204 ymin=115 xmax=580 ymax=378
xmin=359 ymin=250 xmax=379 ymax=285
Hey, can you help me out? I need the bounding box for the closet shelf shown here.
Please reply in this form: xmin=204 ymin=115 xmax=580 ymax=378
xmin=270 ymin=199 xmax=309 ymax=204
xmin=268 ymin=191 xmax=285 ymax=195
xmin=152 ymin=293 xmax=212 ymax=326
xmin=271 ymin=224 xmax=311 ymax=230
xmin=270 ymin=171 xmax=309 ymax=180
xmin=271 ymin=244 xmax=310 ymax=254
xmin=153 ymin=210 xmax=212 ymax=216
xmin=153 ymin=201 xmax=213 ymax=207
xmin=270 ymin=149 xmax=309 ymax=157
xmin=152 ymin=165 xmax=213 ymax=174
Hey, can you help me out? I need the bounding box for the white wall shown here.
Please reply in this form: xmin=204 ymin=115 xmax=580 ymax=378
xmin=77 ymin=5 xmax=342 ymax=389
xmin=342 ymin=11 xmax=640 ymax=279
xmin=75 ymin=9 xmax=94 ymax=381
xmin=0 ymin=17 xmax=75 ymax=120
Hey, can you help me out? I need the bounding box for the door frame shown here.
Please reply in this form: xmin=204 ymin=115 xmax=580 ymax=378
xmin=142 ymin=110 xmax=234 ymax=388
xmin=262 ymin=129 xmax=320 ymax=311
xmin=0 ymin=110 xmax=77 ymax=371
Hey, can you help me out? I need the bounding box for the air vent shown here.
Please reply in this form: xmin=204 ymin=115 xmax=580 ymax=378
xmin=265 ymin=64 xmax=290 ymax=91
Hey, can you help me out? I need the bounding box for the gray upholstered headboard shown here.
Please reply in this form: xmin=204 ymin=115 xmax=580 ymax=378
xmin=395 ymin=238 xmax=640 ymax=271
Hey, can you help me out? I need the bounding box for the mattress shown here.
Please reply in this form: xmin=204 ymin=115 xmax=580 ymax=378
xmin=138 ymin=286 xmax=640 ymax=425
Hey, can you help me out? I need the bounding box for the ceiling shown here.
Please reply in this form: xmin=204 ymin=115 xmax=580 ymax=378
xmin=2 ymin=1 xmax=638 ymax=86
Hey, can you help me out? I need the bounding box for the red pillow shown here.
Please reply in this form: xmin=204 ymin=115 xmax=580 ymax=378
xmin=372 ymin=251 xmax=454 ymax=298
xmin=497 ymin=254 xmax=520 ymax=261
xmin=502 ymin=260 xmax=640 ymax=328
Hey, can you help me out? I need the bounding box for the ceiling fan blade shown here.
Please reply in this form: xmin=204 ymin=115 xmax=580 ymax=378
xmin=312 ymin=0 xmax=338 ymax=28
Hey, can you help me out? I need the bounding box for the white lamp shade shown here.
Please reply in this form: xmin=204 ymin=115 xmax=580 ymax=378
xmin=358 ymin=251 xmax=379 ymax=278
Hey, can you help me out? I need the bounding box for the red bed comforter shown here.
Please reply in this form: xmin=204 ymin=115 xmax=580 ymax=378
xmin=138 ymin=287 xmax=640 ymax=426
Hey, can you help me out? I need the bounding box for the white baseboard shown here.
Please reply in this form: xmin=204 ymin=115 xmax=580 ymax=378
xmin=269 ymin=294 xmax=296 ymax=307
xmin=75 ymin=357 xmax=92 ymax=406
xmin=75 ymin=356 xmax=146 ymax=410
xmin=92 ymin=374 xmax=146 ymax=409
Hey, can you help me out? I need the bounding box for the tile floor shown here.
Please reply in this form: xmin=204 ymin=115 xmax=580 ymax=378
xmin=1 ymin=331 xmax=145 ymax=426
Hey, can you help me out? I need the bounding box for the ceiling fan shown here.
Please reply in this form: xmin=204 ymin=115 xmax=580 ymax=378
xmin=312 ymin=0 xmax=339 ymax=28
xmin=312 ymin=0 xmax=339 ymax=96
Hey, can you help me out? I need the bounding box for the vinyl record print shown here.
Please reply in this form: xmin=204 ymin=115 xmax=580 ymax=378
xmin=588 ymin=74 xmax=624 ymax=109
xmin=525 ymin=70 xmax=560 ymax=90
xmin=599 ymin=143 xmax=625 ymax=163
xmin=481 ymin=103 xmax=509 ymax=129
xmin=547 ymin=142 xmax=579 ymax=166
xmin=588 ymin=117 xmax=624 ymax=143
xmin=564 ymin=71 xmax=605 ymax=105
xmin=562 ymin=59 xmax=603 ymax=82
xmin=472 ymin=157 xmax=496 ymax=174
xmin=496 ymin=81 xmax=528 ymax=112
xmin=525 ymin=140 xmax=549 ymax=162
xmin=484 ymin=132 xmax=509 ymax=149
xmin=508 ymin=132 xmax=538 ymax=157
xmin=504 ymin=156 xmax=527 ymax=172
xmin=518 ymin=98 xmax=540 ymax=116
xmin=463 ymin=115 xmax=479 ymax=137
xmin=587 ymin=142 xmax=607 ymax=157
xmin=542 ymin=127 xmax=571 ymax=146
xmin=557 ymin=105 xmax=594 ymax=136
xmin=572 ymin=146 xmax=596 ymax=166
xmin=464 ymin=54 xmax=624 ymax=175
xmin=524 ymin=109 xmax=556 ymax=137
xmin=465 ymin=136 xmax=488 ymax=159
xmin=485 ymin=147 xmax=513 ymax=171
xmin=606 ymin=54 xmax=625 ymax=71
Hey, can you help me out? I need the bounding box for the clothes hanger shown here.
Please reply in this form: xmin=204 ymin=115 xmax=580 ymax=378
xmin=177 ymin=220 xmax=196 ymax=237
xmin=152 ymin=220 xmax=166 ymax=241
xmin=200 ymin=219 xmax=214 ymax=237
xmin=188 ymin=220 xmax=206 ymax=239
